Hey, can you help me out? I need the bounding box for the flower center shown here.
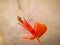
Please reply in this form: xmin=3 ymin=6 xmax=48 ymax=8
xmin=36 ymin=36 xmax=40 ymax=39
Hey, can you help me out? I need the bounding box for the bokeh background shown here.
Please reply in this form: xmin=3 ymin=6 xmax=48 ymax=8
xmin=0 ymin=0 xmax=60 ymax=45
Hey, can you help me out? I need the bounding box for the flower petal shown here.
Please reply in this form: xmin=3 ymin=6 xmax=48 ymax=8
xmin=34 ymin=22 xmax=40 ymax=36
xmin=20 ymin=34 xmax=35 ymax=40
xmin=34 ymin=22 xmax=47 ymax=37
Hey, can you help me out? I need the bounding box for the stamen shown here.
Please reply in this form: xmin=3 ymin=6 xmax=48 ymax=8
xmin=17 ymin=16 xmax=21 ymax=21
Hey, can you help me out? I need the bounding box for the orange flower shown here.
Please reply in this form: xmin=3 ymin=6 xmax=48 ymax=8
xmin=17 ymin=16 xmax=47 ymax=45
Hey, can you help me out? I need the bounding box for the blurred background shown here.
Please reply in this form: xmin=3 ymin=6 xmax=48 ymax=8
xmin=0 ymin=0 xmax=60 ymax=45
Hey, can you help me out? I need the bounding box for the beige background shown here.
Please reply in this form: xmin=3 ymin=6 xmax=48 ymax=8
xmin=0 ymin=0 xmax=60 ymax=45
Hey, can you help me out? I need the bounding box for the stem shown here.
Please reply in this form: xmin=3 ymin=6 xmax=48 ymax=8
xmin=37 ymin=38 xmax=42 ymax=45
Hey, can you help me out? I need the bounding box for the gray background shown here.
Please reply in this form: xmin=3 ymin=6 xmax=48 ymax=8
xmin=0 ymin=0 xmax=60 ymax=45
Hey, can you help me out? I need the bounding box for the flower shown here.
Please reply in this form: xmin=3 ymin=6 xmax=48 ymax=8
xmin=17 ymin=16 xmax=47 ymax=45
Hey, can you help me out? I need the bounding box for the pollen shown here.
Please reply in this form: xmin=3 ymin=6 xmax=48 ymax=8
xmin=17 ymin=16 xmax=21 ymax=21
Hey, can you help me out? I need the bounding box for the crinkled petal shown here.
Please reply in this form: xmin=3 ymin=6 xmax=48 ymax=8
xmin=34 ymin=22 xmax=47 ymax=36
xmin=20 ymin=34 xmax=35 ymax=40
